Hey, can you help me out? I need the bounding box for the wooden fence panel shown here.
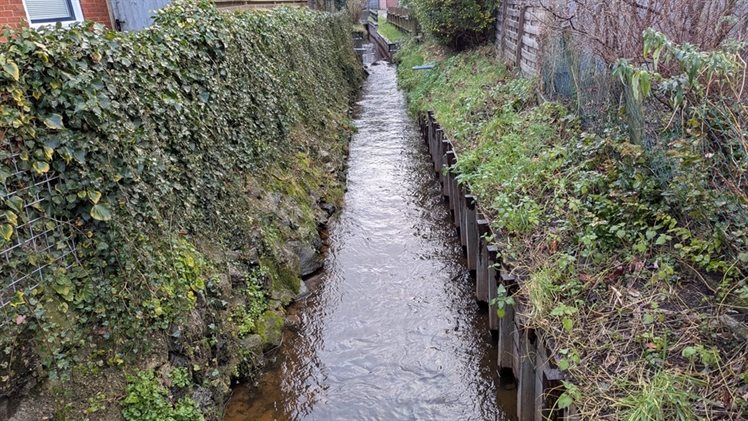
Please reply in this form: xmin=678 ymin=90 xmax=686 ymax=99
xmin=387 ymin=7 xmax=418 ymax=34
xmin=496 ymin=0 xmax=544 ymax=77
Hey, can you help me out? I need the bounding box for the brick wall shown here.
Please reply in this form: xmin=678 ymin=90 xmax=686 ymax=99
xmin=0 ymin=0 xmax=111 ymax=28
xmin=0 ymin=0 xmax=28 ymax=27
xmin=80 ymin=0 xmax=112 ymax=27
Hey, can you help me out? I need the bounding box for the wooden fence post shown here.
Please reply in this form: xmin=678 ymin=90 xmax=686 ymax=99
xmin=457 ymin=186 xmax=468 ymax=247
xmin=445 ymin=151 xmax=457 ymax=218
xmin=486 ymin=245 xmax=499 ymax=330
xmin=516 ymin=6 xmax=529 ymax=68
xmin=452 ymin=176 xmax=462 ymax=236
xmin=464 ymin=195 xmax=478 ymax=272
xmin=441 ymin=144 xmax=451 ymax=200
xmin=475 ymin=218 xmax=490 ymax=303
xmin=434 ymin=128 xmax=443 ymax=174
xmin=535 ymin=335 xmax=565 ymax=421
xmin=497 ymin=272 xmax=517 ymax=370
xmin=516 ymin=324 xmax=537 ymax=421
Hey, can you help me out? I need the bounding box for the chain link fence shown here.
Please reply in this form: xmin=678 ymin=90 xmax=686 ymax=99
xmin=538 ymin=29 xmax=620 ymax=129
xmin=0 ymin=147 xmax=79 ymax=323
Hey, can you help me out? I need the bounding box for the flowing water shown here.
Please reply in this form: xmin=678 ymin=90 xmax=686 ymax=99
xmin=224 ymin=57 xmax=515 ymax=421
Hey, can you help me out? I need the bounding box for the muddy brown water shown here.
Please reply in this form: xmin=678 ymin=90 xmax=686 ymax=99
xmin=224 ymin=60 xmax=516 ymax=421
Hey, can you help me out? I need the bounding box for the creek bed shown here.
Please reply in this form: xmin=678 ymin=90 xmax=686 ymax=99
xmin=224 ymin=61 xmax=515 ymax=420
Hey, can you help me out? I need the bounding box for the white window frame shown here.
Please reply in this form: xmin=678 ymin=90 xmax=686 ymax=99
xmin=22 ymin=0 xmax=85 ymax=28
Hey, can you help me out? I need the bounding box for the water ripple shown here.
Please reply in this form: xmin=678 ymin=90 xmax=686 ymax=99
xmin=225 ymin=59 xmax=511 ymax=421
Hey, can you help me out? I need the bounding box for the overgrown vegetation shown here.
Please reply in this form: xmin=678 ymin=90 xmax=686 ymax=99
xmin=0 ymin=1 xmax=361 ymax=418
xmin=404 ymin=0 xmax=495 ymax=49
xmin=397 ymin=37 xmax=747 ymax=418
xmin=376 ymin=14 xmax=405 ymax=43
xmin=121 ymin=371 xmax=204 ymax=421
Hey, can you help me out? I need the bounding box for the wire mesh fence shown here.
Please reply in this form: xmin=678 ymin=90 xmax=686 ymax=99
xmin=538 ymin=29 xmax=620 ymax=129
xmin=0 ymin=147 xmax=79 ymax=324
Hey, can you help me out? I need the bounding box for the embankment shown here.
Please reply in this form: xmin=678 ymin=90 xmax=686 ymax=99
xmin=0 ymin=1 xmax=361 ymax=419
xmin=396 ymin=41 xmax=747 ymax=419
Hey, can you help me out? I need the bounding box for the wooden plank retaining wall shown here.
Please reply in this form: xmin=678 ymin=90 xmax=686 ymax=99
xmin=419 ymin=111 xmax=579 ymax=420
xmin=366 ymin=21 xmax=398 ymax=61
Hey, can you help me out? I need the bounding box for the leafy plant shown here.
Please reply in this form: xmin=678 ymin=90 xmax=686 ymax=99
xmin=550 ymin=303 xmax=577 ymax=332
xmin=490 ymin=284 xmax=514 ymax=318
xmin=557 ymin=380 xmax=581 ymax=409
xmin=407 ymin=0 xmax=496 ymax=49
xmin=0 ymin=0 xmax=361 ymax=414
xmin=169 ymin=367 xmax=191 ymax=389
xmin=376 ymin=14 xmax=405 ymax=43
xmin=121 ymin=371 xmax=203 ymax=421
xmin=395 ymin=34 xmax=746 ymax=418
xmin=681 ymin=345 xmax=720 ymax=369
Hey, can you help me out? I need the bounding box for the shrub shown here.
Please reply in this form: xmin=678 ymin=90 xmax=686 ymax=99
xmin=407 ymin=0 xmax=496 ymax=49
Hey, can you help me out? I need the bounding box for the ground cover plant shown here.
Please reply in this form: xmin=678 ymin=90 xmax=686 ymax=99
xmin=0 ymin=0 xmax=361 ymax=418
xmin=376 ymin=14 xmax=405 ymax=43
xmin=403 ymin=0 xmax=495 ymax=49
xmin=396 ymin=38 xmax=747 ymax=418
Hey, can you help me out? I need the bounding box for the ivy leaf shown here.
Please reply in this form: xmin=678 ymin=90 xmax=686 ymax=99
xmin=2 ymin=62 xmax=19 ymax=81
xmin=5 ymin=197 xmax=23 ymax=214
xmin=73 ymin=149 xmax=86 ymax=164
xmin=0 ymin=168 xmax=10 ymax=183
xmin=43 ymin=114 xmax=65 ymax=130
xmin=88 ymin=190 xmax=102 ymax=205
xmin=0 ymin=224 xmax=13 ymax=241
xmin=43 ymin=146 xmax=54 ymax=161
xmin=4 ymin=211 xmax=17 ymax=226
xmin=90 ymin=204 xmax=112 ymax=221
xmin=32 ymin=161 xmax=50 ymax=174
xmin=52 ymin=278 xmax=74 ymax=301
xmin=558 ymin=358 xmax=570 ymax=370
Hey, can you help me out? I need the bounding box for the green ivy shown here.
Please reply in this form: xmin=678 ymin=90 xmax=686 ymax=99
xmin=0 ymin=0 xmax=361 ymax=406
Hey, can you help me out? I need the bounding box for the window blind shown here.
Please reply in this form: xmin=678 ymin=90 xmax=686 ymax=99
xmin=25 ymin=0 xmax=75 ymax=22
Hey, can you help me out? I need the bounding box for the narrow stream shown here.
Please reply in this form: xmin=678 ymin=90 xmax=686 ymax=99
xmin=225 ymin=59 xmax=515 ymax=420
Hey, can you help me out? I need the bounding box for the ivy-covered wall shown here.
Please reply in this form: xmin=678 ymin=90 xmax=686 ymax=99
xmin=0 ymin=1 xmax=361 ymax=419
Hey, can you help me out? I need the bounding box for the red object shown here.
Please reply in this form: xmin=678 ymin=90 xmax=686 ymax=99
xmin=379 ymin=0 xmax=398 ymax=9
xmin=0 ymin=0 xmax=112 ymax=28
xmin=0 ymin=0 xmax=28 ymax=27
xmin=80 ymin=0 xmax=112 ymax=27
